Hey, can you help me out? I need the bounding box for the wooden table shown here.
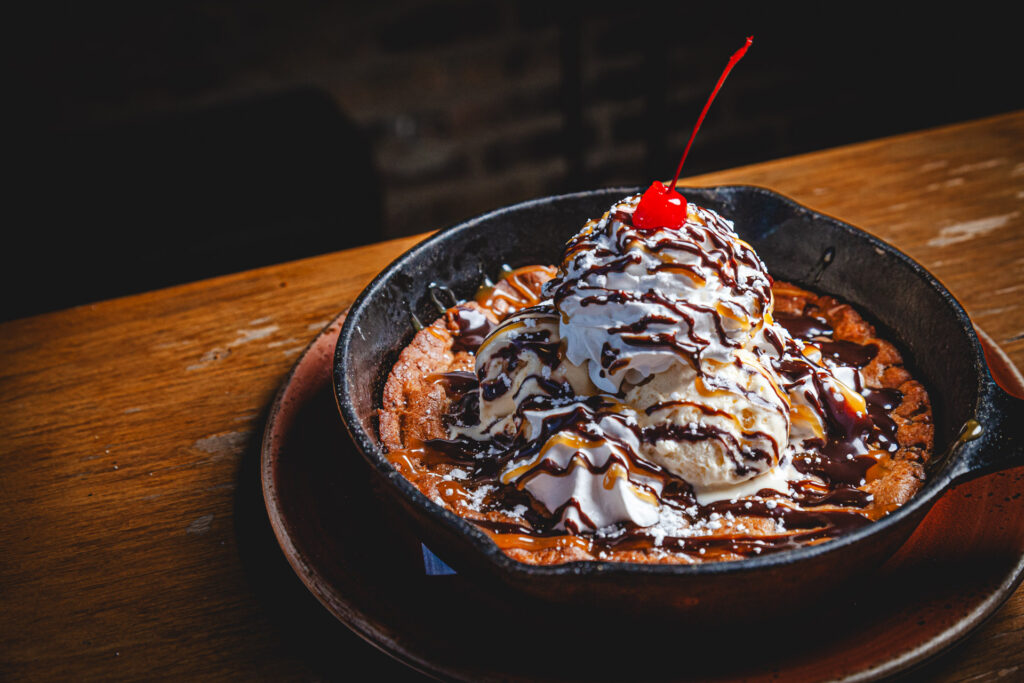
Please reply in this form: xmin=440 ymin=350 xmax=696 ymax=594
xmin=3 ymin=112 xmax=1022 ymax=681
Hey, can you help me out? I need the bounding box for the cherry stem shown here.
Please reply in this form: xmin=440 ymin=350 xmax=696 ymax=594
xmin=669 ymin=36 xmax=753 ymax=193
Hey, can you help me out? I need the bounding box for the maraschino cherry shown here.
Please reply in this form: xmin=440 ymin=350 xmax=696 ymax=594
xmin=633 ymin=36 xmax=753 ymax=231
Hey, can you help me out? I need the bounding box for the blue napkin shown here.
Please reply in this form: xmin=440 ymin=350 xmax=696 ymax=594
xmin=421 ymin=544 xmax=457 ymax=575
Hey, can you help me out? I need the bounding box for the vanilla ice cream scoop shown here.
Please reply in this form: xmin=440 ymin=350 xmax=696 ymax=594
xmin=471 ymin=305 xmax=595 ymax=439
xmin=547 ymin=194 xmax=774 ymax=394
xmin=463 ymin=305 xmax=660 ymax=531
xmin=627 ymin=348 xmax=790 ymax=489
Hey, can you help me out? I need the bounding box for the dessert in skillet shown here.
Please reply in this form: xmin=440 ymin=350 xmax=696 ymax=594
xmin=380 ymin=199 xmax=933 ymax=565
xmin=377 ymin=38 xmax=933 ymax=565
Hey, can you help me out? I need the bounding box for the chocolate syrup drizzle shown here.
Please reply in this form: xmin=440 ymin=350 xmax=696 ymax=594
xmin=390 ymin=210 xmax=910 ymax=562
xmin=400 ymin=297 xmax=902 ymax=562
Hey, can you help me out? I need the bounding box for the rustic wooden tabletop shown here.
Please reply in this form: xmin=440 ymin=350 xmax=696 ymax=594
xmin=2 ymin=112 xmax=1021 ymax=681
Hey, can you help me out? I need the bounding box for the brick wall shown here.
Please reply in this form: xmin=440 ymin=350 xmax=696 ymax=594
xmin=13 ymin=1 xmax=1021 ymax=316
xmin=154 ymin=1 xmax=1009 ymax=240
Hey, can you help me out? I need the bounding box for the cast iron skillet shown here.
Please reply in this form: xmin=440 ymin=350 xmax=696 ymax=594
xmin=334 ymin=186 xmax=1024 ymax=620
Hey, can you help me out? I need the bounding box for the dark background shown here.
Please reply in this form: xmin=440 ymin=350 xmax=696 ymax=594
xmin=8 ymin=1 xmax=1022 ymax=321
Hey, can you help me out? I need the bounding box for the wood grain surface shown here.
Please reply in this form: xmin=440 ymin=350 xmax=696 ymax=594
xmin=2 ymin=112 xmax=1022 ymax=681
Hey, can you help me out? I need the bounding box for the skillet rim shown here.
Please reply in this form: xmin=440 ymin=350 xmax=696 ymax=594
xmin=334 ymin=184 xmax=991 ymax=579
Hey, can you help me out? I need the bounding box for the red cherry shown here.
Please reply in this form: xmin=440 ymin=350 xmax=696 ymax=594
xmin=631 ymin=36 xmax=753 ymax=233
xmin=633 ymin=182 xmax=688 ymax=231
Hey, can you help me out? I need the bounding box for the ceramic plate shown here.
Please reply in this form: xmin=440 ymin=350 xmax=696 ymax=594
xmin=261 ymin=313 xmax=1024 ymax=681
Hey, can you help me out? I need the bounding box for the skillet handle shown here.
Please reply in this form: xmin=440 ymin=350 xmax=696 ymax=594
xmin=951 ymin=382 xmax=1024 ymax=484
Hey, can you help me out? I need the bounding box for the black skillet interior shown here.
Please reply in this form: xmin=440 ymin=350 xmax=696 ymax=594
xmin=335 ymin=185 xmax=1021 ymax=585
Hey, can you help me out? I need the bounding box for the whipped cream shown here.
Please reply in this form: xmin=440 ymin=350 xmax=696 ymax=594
xmin=550 ymin=194 xmax=773 ymax=394
xmin=453 ymin=192 xmax=870 ymax=532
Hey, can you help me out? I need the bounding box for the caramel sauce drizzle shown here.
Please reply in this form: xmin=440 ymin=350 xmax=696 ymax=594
xmin=392 ymin=250 xmax=909 ymax=562
xmin=475 ymin=264 xmax=558 ymax=312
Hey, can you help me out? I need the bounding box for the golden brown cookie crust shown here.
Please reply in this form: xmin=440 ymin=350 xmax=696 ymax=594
xmin=379 ymin=304 xmax=483 ymax=451
xmin=379 ymin=276 xmax=933 ymax=565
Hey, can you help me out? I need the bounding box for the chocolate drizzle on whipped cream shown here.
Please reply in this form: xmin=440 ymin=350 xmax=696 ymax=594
xmin=388 ymin=193 xmax=913 ymax=561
